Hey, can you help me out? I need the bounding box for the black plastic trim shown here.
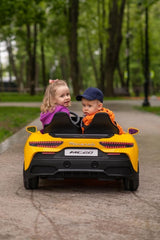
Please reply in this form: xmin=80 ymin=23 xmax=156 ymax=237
xmin=25 ymin=151 xmax=137 ymax=180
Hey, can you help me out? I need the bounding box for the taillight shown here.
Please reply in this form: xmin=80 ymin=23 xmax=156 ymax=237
xmin=99 ymin=142 xmax=133 ymax=148
xmin=29 ymin=141 xmax=63 ymax=148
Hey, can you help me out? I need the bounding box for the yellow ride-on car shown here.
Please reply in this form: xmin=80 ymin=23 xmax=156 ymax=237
xmin=24 ymin=112 xmax=139 ymax=191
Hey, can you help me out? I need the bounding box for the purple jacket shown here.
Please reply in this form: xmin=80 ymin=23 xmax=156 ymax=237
xmin=40 ymin=105 xmax=70 ymax=128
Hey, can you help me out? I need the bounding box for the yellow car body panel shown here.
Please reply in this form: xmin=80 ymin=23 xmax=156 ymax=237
xmin=23 ymin=112 xmax=139 ymax=191
xmin=24 ymin=129 xmax=138 ymax=172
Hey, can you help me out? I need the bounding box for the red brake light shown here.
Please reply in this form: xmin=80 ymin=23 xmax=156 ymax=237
xmin=100 ymin=142 xmax=134 ymax=148
xmin=29 ymin=141 xmax=63 ymax=148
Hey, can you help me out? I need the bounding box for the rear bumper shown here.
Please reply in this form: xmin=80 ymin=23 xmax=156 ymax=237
xmin=25 ymin=151 xmax=137 ymax=180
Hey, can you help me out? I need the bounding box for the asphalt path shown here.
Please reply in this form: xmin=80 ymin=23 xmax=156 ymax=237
xmin=0 ymin=99 xmax=160 ymax=240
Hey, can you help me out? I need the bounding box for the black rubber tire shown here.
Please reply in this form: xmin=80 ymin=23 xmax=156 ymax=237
xmin=123 ymin=171 xmax=139 ymax=191
xmin=23 ymin=167 xmax=39 ymax=189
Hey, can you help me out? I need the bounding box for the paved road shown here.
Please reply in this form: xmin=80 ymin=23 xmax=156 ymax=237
xmin=0 ymin=100 xmax=160 ymax=240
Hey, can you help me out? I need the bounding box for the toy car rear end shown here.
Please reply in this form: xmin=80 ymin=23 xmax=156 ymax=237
xmin=24 ymin=112 xmax=139 ymax=191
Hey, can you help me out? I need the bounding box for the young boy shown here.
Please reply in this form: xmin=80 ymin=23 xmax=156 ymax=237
xmin=76 ymin=87 xmax=124 ymax=134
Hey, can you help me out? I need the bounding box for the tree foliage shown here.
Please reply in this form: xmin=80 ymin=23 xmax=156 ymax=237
xmin=0 ymin=0 xmax=160 ymax=96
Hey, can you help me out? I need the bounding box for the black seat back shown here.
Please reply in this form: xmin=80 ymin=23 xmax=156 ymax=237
xmin=43 ymin=112 xmax=81 ymax=134
xmin=84 ymin=112 xmax=119 ymax=134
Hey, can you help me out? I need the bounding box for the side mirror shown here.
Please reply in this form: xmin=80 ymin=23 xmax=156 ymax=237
xmin=26 ymin=126 xmax=37 ymax=133
xmin=128 ymin=128 xmax=139 ymax=135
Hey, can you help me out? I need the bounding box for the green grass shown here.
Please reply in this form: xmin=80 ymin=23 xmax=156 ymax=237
xmin=135 ymin=106 xmax=160 ymax=116
xmin=0 ymin=92 xmax=43 ymax=102
xmin=0 ymin=92 xmax=127 ymax=102
xmin=0 ymin=106 xmax=40 ymax=143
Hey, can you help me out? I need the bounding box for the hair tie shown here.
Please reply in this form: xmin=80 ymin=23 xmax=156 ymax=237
xmin=49 ymin=79 xmax=59 ymax=84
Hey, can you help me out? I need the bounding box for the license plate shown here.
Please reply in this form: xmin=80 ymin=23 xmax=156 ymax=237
xmin=64 ymin=149 xmax=98 ymax=156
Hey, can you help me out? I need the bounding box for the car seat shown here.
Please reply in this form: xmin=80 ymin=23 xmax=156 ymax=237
xmin=43 ymin=112 xmax=81 ymax=134
xmin=83 ymin=112 xmax=119 ymax=134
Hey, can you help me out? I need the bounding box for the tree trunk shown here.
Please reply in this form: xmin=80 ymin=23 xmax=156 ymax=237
xmin=0 ymin=49 xmax=3 ymax=91
xmin=26 ymin=23 xmax=37 ymax=96
xmin=60 ymin=54 xmax=69 ymax=82
xmin=31 ymin=23 xmax=37 ymax=95
xmin=68 ymin=0 xmax=79 ymax=95
xmin=104 ymin=0 xmax=126 ymax=97
xmin=26 ymin=24 xmax=32 ymax=92
xmin=98 ymin=0 xmax=105 ymax=90
xmin=117 ymin=60 xmax=125 ymax=87
xmin=86 ymin=29 xmax=98 ymax=84
xmin=40 ymin=26 xmax=46 ymax=89
xmin=41 ymin=43 xmax=46 ymax=88
xmin=6 ymin=38 xmax=21 ymax=92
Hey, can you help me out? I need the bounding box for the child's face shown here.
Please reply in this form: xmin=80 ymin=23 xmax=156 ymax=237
xmin=82 ymin=98 xmax=103 ymax=116
xmin=54 ymin=86 xmax=71 ymax=107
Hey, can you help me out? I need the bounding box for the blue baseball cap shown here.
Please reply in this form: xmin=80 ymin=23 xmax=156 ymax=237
xmin=76 ymin=87 xmax=103 ymax=103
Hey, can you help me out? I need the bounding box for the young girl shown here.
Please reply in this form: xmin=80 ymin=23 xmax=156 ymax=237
xmin=40 ymin=79 xmax=71 ymax=130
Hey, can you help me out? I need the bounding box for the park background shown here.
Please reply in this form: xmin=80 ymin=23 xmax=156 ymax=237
xmin=0 ymin=0 xmax=160 ymax=142
xmin=0 ymin=0 xmax=159 ymax=99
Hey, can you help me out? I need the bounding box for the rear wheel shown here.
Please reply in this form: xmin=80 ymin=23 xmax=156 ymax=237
xmin=123 ymin=171 xmax=139 ymax=191
xmin=23 ymin=166 xmax=39 ymax=189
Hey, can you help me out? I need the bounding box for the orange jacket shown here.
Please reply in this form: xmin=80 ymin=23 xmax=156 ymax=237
xmin=82 ymin=107 xmax=124 ymax=134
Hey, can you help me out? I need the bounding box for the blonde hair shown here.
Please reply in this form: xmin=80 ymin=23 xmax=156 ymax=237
xmin=40 ymin=80 xmax=69 ymax=113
